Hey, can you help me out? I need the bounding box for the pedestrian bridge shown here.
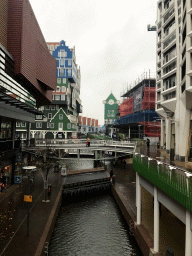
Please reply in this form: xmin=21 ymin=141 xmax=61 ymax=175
xmin=23 ymin=139 xmax=136 ymax=160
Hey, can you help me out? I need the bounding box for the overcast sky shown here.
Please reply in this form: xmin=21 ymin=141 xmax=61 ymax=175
xmin=30 ymin=0 xmax=158 ymax=125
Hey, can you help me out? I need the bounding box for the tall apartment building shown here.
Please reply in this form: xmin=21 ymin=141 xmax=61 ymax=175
xmin=30 ymin=40 xmax=82 ymax=139
xmin=156 ymin=0 xmax=192 ymax=161
xmin=0 ymin=0 xmax=56 ymax=184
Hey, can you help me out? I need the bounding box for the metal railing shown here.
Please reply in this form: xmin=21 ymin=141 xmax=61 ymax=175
xmin=33 ymin=138 xmax=136 ymax=148
xmin=133 ymin=153 xmax=192 ymax=211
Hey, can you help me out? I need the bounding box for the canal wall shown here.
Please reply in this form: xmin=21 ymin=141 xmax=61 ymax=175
xmin=111 ymin=185 xmax=163 ymax=256
xmin=34 ymin=187 xmax=63 ymax=256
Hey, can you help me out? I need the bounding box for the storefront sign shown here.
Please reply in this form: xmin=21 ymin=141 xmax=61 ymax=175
xmin=24 ymin=195 xmax=32 ymax=202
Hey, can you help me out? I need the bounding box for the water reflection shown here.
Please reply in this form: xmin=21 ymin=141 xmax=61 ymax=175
xmin=49 ymin=194 xmax=142 ymax=256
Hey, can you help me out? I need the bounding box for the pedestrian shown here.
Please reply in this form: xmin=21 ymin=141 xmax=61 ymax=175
xmin=110 ymin=169 xmax=114 ymax=178
xmin=123 ymin=160 xmax=126 ymax=169
xmin=147 ymin=138 xmax=150 ymax=149
xmin=87 ymin=137 xmax=90 ymax=147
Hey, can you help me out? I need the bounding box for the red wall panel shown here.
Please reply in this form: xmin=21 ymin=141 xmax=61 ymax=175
xmin=7 ymin=0 xmax=56 ymax=106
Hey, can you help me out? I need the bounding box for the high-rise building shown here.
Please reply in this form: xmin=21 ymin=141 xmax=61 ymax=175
xmin=30 ymin=40 xmax=82 ymax=139
xmin=156 ymin=0 xmax=192 ymax=161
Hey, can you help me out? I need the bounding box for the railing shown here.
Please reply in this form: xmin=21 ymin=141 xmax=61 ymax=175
xmin=33 ymin=138 xmax=136 ymax=149
xmin=133 ymin=153 xmax=192 ymax=211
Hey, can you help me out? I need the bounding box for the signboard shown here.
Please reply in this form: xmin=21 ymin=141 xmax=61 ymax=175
xmin=14 ymin=176 xmax=22 ymax=184
xmin=24 ymin=195 xmax=32 ymax=202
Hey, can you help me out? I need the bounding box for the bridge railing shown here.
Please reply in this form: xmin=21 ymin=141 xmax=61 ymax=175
xmin=34 ymin=138 xmax=136 ymax=148
xmin=133 ymin=153 xmax=192 ymax=211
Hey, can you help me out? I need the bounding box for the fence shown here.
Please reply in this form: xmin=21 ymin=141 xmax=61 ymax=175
xmin=133 ymin=153 xmax=192 ymax=211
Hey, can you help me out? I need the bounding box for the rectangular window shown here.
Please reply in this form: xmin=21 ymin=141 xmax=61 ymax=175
xmin=36 ymin=115 xmax=42 ymax=120
xmin=57 ymin=78 xmax=61 ymax=84
xmin=72 ymin=124 xmax=75 ymax=129
xmin=59 ymin=123 xmax=63 ymax=129
xmin=61 ymin=50 xmax=66 ymax=57
xmin=68 ymin=69 xmax=71 ymax=76
xmin=68 ymin=60 xmax=72 ymax=66
xmin=55 ymin=95 xmax=60 ymax=101
xmin=60 ymin=69 xmax=64 ymax=77
xmin=62 ymin=86 xmax=66 ymax=93
xmin=21 ymin=122 xmax=26 ymax=127
xmin=51 ymin=105 xmax=55 ymax=110
xmin=56 ymin=86 xmax=60 ymax=92
xmin=60 ymin=59 xmax=64 ymax=66
xmin=67 ymin=123 xmax=71 ymax=129
xmin=36 ymin=122 xmax=42 ymax=128
xmin=47 ymin=123 xmax=50 ymax=128
xmin=61 ymin=95 xmax=65 ymax=100
xmin=48 ymin=113 xmax=52 ymax=119
xmin=56 ymin=105 xmax=59 ymax=110
xmin=63 ymin=78 xmax=66 ymax=84
xmin=45 ymin=106 xmax=50 ymax=110
xmin=50 ymin=123 xmax=54 ymax=128
xmin=16 ymin=122 xmax=20 ymax=127
xmin=59 ymin=114 xmax=63 ymax=120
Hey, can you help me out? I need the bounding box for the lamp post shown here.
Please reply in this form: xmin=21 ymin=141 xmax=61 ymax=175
xmin=138 ymin=125 xmax=142 ymax=139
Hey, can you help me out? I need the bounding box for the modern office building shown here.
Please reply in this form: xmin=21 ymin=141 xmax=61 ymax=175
xmin=0 ymin=0 xmax=56 ymax=184
xmin=156 ymin=0 xmax=192 ymax=161
xmin=30 ymin=40 xmax=82 ymax=139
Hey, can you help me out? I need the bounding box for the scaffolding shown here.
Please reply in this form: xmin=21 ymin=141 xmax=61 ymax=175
xmin=119 ymin=75 xmax=160 ymax=138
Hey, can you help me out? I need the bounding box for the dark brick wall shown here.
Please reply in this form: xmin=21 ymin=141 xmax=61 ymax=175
xmin=0 ymin=0 xmax=9 ymax=49
xmin=7 ymin=0 xmax=56 ymax=105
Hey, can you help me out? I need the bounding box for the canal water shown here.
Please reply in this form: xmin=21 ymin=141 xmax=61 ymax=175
xmin=49 ymin=193 xmax=142 ymax=256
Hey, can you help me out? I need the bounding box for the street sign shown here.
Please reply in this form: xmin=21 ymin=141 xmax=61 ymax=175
xmin=14 ymin=175 xmax=22 ymax=184
xmin=24 ymin=195 xmax=32 ymax=202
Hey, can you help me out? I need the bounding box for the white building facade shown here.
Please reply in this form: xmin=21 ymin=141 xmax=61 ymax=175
xmin=156 ymin=0 xmax=192 ymax=161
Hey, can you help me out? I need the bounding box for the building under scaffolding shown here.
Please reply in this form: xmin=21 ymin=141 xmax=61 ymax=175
xmin=115 ymin=76 xmax=160 ymax=139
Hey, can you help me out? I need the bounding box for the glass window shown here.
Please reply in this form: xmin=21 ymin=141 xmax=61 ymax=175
xmin=60 ymin=69 xmax=64 ymax=77
xmin=67 ymin=123 xmax=71 ymax=129
xmin=21 ymin=122 xmax=26 ymax=127
xmin=51 ymin=105 xmax=55 ymax=110
xmin=55 ymin=95 xmax=60 ymax=101
xmin=68 ymin=60 xmax=72 ymax=66
xmin=50 ymin=45 xmax=54 ymax=50
xmin=62 ymin=86 xmax=66 ymax=93
xmin=59 ymin=123 xmax=63 ymax=129
xmin=48 ymin=113 xmax=52 ymax=119
xmin=60 ymin=59 xmax=64 ymax=66
xmin=61 ymin=95 xmax=65 ymax=100
xmin=47 ymin=123 xmax=50 ymax=128
xmin=59 ymin=114 xmax=63 ymax=120
xmin=50 ymin=123 xmax=54 ymax=128
xmin=36 ymin=122 xmax=42 ymax=128
xmin=63 ymin=78 xmax=66 ymax=84
xmin=57 ymin=78 xmax=61 ymax=84
xmin=16 ymin=122 xmax=20 ymax=127
xmin=68 ymin=69 xmax=71 ymax=76
xmin=36 ymin=115 xmax=42 ymax=120
xmin=56 ymin=105 xmax=59 ymax=110
xmin=56 ymin=87 xmax=60 ymax=92
xmin=45 ymin=106 xmax=50 ymax=110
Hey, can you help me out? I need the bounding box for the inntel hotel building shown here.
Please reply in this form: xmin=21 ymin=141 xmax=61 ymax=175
xmin=156 ymin=0 xmax=192 ymax=161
